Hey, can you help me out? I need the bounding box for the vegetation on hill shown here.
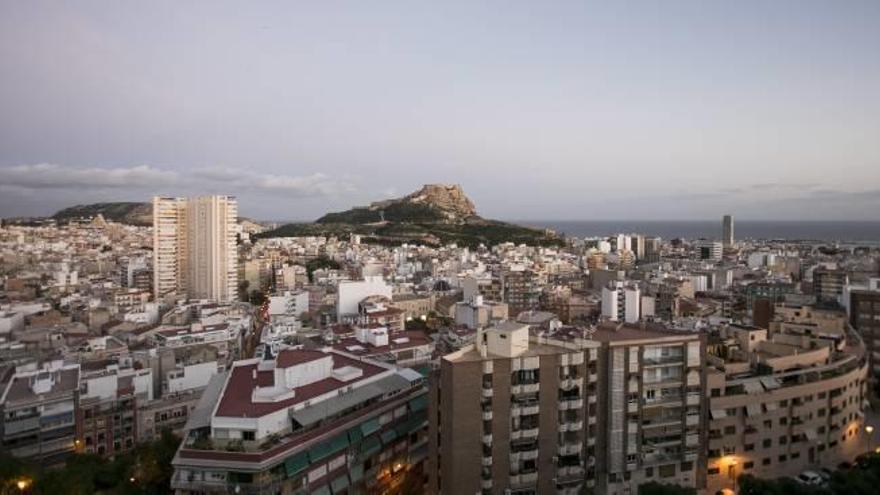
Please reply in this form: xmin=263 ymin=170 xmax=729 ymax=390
xmin=260 ymin=184 xmax=563 ymax=247
xmin=258 ymin=218 xmax=562 ymax=248
xmin=52 ymin=202 xmax=152 ymax=226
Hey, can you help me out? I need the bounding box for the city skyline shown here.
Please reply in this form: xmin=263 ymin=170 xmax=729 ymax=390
xmin=1 ymin=1 xmax=879 ymax=221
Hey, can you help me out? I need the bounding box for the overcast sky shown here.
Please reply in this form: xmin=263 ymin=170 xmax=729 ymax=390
xmin=1 ymin=1 xmax=879 ymax=221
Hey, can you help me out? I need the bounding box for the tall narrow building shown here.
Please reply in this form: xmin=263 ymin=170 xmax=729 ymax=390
xmin=722 ymin=215 xmax=734 ymax=248
xmin=152 ymin=195 xmax=239 ymax=302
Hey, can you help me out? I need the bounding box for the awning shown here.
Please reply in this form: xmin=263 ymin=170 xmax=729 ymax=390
xmin=710 ymin=409 xmax=727 ymax=419
xmin=284 ymin=451 xmax=309 ymax=477
xmin=350 ymin=463 xmax=365 ymax=483
xmin=381 ymin=428 xmax=398 ymax=444
xmin=409 ymin=394 xmax=428 ymax=412
xmin=290 ymin=374 xmax=414 ymax=428
xmin=743 ymin=380 xmax=763 ymax=395
xmin=308 ymin=434 xmax=349 ymax=462
xmin=360 ymin=435 xmax=381 ymax=457
xmin=746 ymin=403 xmax=761 ymax=417
xmin=760 ymin=376 xmax=781 ymax=390
xmin=331 ymin=474 xmax=349 ymax=493
xmin=347 ymin=425 xmax=363 ymax=444
xmin=360 ymin=417 xmax=381 ymax=436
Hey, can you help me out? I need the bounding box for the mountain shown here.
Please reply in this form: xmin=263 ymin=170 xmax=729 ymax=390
xmin=316 ymin=184 xmax=477 ymax=224
xmin=260 ymin=184 xmax=562 ymax=247
xmin=50 ymin=203 xmax=270 ymax=230
xmin=52 ymin=202 xmax=152 ymax=226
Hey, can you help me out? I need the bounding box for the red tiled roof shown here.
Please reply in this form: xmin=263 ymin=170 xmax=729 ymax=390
xmin=214 ymin=352 xmax=387 ymax=418
xmin=275 ymin=349 xmax=327 ymax=369
xmin=332 ymin=330 xmax=432 ymax=355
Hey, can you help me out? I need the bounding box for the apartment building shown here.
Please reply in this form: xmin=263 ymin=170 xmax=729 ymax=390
xmin=813 ymin=267 xmax=849 ymax=306
xmin=704 ymin=324 xmax=868 ymax=494
xmin=77 ymin=363 xmax=153 ymax=457
xmin=601 ymin=282 xmax=641 ymax=323
xmin=848 ymin=280 xmax=880 ymax=378
xmin=503 ymin=269 xmax=546 ymax=315
xmin=431 ymin=321 xmax=601 ymax=495
xmin=153 ymin=196 xmax=239 ymax=303
xmin=171 ymin=348 xmax=429 ymax=494
xmin=430 ymin=321 xmax=704 ymax=495
xmin=590 ymin=324 xmax=705 ymax=495
xmin=454 ymin=295 xmax=509 ymax=330
xmin=0 ymin=361 xmax=80 ymax=463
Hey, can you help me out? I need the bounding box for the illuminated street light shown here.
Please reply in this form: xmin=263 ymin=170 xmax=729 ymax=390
xmin=867 ymin=425 xmax=875 ymax=434
xmin=16 ymin=479 xmax=30 ymax=491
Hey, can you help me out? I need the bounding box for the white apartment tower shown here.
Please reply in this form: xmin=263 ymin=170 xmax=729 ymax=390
xmin=601 ymin=281 xmax=641 ymax=323
xmin=152 ymin=196 xmax=239 ymax=302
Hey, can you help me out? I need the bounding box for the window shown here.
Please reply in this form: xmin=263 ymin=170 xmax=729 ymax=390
xmin=711 ymin=388 xmax=721 ymax=397
xmin=779 ymin=455 xmax=787 ymax=462
xmin=724 ymin=426 xmax=736 ymax=435
xmin=744 ymin=461 xmax=754 ymax=469
xmin=763 ymin=439 xmax=771 ymax=448
xmin=762 ymin=458 xmax=771 ymax=466
xmin=779 ymin=436 xmax=787 ymax=445
xmin=659 ymin=465 xmax=676 ymax=478
xmin=242 ymin=431 xmax=255 ymax=441
xmin=708 ymin=468 xmax=720 ymax=475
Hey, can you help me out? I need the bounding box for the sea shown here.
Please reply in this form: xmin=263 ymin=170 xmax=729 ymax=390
xmin=516 ymin=220 xmax=880 ymax=244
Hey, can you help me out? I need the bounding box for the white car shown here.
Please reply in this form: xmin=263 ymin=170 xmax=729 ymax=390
xmin=796 ymin=471 xmax=824 ymax=486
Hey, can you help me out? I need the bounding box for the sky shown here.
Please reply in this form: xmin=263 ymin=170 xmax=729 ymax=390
xmin=1 ymin=1 xmax=879 ymax=221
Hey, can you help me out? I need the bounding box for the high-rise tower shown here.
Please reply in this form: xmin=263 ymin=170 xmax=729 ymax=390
xmin=152 ymin=195 xmax=238 ymax=302
xmin=722 ymin=214 xmax=734 ymax=247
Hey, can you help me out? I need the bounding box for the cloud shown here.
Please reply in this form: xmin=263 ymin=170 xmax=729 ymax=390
xmin=0 ymin=163 xmax=354 ymax=198
xmin=0 ymin=163 xmax=178 ymax=189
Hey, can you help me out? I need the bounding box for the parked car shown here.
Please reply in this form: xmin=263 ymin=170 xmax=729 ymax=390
xmin=796 ymin=471 xmax=824 ymax=486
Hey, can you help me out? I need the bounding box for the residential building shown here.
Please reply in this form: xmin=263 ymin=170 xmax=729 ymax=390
xmin=602 ymin=281 xmax=641 ymax=323
xmin=430 ymin=321 xmax=705 ymax=495
xmin=813 ymin=267 xmax=849 ymax=306
xmin=153 ymin=195 xmax=239 ymax=302
xmin=722 ymin=215 xmax=734 ymax=248
xmin=0 ymin=361 xmax=80 ymax=463
xmin=171 ymin=348 xmax=429 ymax=494
xmin=705 ymin=324 xmax=868 ymax=494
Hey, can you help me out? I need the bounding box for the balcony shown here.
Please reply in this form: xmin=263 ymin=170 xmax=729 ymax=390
xmin=558 ymin=442 xmax=582 ymax=456
xmin=588 ymin=372 xmax=598 ymax=382
xmin=482 ymin=410 xmax=493 ymax=421
xmin=510 ymin=471 xmax=538 ymax=486
xmin=686 ymin=414 xmax=699 ymax=426
xmin=513 ymin=404 xmax=541 ymax=416
xmin=482 ymin=456 xmax=493 ymax=467
xmin=482 ymin=388 xmax=493 ymax=398
xmin=481 ymin=478 xmax=492 ymax=490
xmin=482 ymin=434 xmax=493 ymax=444
xmin=559 ymin=398 xmax=583 ymax=411
xmin=512 ymin=383 xmax=540 ymax=395
xmin=686 ymin=393 xmax=700 ymax=406
xmin=556 ymin=465 xmax=585 ymax=480
xmin=521 ymin=427 xmax=540 ymax=439
xmin=643 ymin=355 xmax=684 ymax=367
xmin=560 ymin=377 xmax=584 ymax=390
xmin=559 ymin=420 xmax=583 ymax=433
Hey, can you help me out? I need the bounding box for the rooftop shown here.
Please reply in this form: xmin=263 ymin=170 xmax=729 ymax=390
xmin=214 ymin=350 xmax=388 ymax=418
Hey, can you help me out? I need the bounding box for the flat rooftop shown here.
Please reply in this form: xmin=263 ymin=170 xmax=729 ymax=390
xmin=214 ymin=350 xmax=387 ymax=418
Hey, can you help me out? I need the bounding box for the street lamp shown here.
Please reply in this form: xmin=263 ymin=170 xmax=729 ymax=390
xmin=865 ymin=425 xmax=876 ymax=454
xmin=16 ymin=478 xmax=30 ymax=492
